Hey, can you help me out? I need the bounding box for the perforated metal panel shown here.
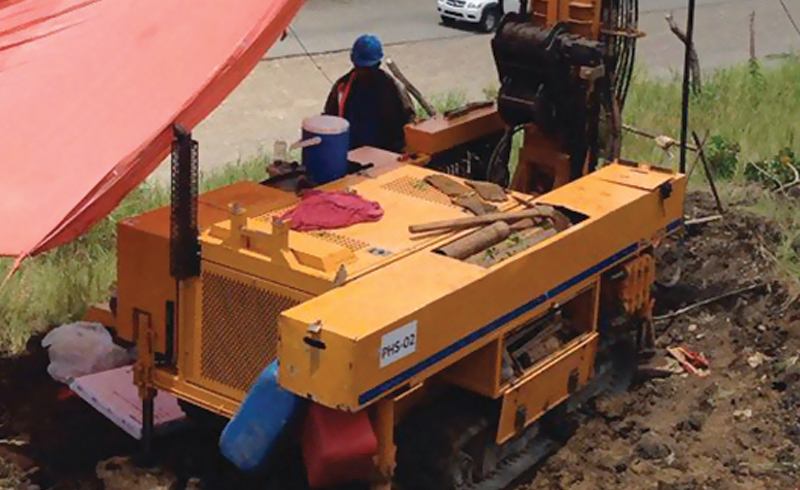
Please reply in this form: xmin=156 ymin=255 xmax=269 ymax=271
xmin=253 ymin=209 xmax=373 ymax=252
xmin=307 ymin=231 xmax=370 ymax=252
xmin=200 ymin=270 xmax=300 ymax=392
xmin=380 ymin=176 xmax=456 ymax=207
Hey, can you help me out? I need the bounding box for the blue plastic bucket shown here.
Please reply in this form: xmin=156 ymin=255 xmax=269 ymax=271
xmin=219 ymin=360 xmax=301 ymax=472
xmin=301 ymin=115 xmax=350 ymax=184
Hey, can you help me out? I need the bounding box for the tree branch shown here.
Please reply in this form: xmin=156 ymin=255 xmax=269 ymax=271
xmin=666 ymin=13 xmax=702 ymax=94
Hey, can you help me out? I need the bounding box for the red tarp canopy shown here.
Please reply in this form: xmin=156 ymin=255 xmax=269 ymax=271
xmin=0 ymin=0 xmax=304 ymax=270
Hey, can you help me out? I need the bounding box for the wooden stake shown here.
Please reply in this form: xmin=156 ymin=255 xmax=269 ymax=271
xmin=692 ymin=131 xmax=724 ymax=215
xmin=668 ymin=11 xmax=702 ymax=95
xmin=750 ymin=11 xmax=757 ymax=63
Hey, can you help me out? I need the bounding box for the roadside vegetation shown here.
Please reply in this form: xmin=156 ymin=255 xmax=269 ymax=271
xmin=1 ymin=57 xmax=799 ymax=352
xmin=623 ymin=56 xmax=800 ymax=293
xmin=624 ymin=57 xmax=800 ymax=166
xmin=0 ymin=155 xmax=270 ymax=352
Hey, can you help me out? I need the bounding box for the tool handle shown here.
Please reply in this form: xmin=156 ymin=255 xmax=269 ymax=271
xmin=409 ymin=208 xmax=551 ymax=233
xmin=289 ymin=136 xmax=323 ymax=151
xmin=385 ymin=58 xmax=437 ymax=117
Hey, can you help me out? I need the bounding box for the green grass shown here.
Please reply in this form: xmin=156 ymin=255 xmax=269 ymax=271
xmin=748 ymin=193 xmax=800 ymax=284
xmin=621 ymin=57 xmax=800 ymax=291
xmin=622 ymin=56 xmax=800 ymax=166
xmin=2 ymin=57 xmax=799 ymax=353
xmin=711 ymin=180 xmax=800 ymax=296
xmin=0 ymin=155 xmax=270 ymax=352
xmin=415 ymin=90 xmax=470 ymax=118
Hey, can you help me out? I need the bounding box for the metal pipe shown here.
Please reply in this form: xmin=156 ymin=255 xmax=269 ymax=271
xmin=141 ymin=393 xmax=155 ymax=464
xmin=374 ymin=399 xmax=396 ymax=490
xmin=679 ymin=0 xmax=697 ymax=173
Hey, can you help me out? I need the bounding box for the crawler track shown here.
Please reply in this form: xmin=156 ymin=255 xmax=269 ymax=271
xmin=395 ymin=341 xmax=637 ymax=490
xmin=172 ymin=339 xmax=637 ymax=490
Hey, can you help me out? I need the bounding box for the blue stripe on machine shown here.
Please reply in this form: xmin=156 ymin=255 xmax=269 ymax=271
xmin=358 ymin=242 xmax=641 ymax=405
xmin=667 ymin=219 xmax=683 ymax=232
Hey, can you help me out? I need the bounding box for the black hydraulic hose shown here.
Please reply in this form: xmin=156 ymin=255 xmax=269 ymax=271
xmin=627 ymin=0 xmax=639 ymax=102
xmin=620 ymin=38 xmax=635 ymax=107
xmin=607 ymin=0 xmax=637 ymax=109
xmin=613 ymin=0 xmax=626 ymax=103
xmin=617 ymin=0 xmax=636 ymax=108
xmin=487 ymin=125 xmax=525 ymax=187
xmin=608 ymin=0 xmax=628 ymax=107
xmin=486 ymin=129 xmax=512 ymax=187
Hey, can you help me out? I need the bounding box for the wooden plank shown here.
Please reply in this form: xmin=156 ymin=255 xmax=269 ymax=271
xmin=409 ymin=208 xmax=554 ymax=234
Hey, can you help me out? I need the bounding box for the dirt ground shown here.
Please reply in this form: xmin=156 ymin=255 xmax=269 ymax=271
xmin=526 ymin=192 xmax=800 ymax=490
xmin=0 ymin=191 xmax=798 ymax=490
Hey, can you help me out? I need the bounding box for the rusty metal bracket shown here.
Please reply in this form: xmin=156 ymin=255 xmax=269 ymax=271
xmin=132 ymin=308 xmax=157 ymax=463
xmin=601 ymin=28 xmax=646 ymax=39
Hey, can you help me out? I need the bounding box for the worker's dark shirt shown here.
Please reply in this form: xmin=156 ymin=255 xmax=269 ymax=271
xmin=324 ymin=67 xmax=415 ymax=152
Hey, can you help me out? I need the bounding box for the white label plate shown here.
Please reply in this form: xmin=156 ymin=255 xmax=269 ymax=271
xmin=379 ymin=321 xmax=418 ymax=368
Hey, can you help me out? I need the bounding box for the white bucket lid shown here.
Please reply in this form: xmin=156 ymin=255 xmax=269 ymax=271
xmin=302 ymin=115 xmax=350 ymax=135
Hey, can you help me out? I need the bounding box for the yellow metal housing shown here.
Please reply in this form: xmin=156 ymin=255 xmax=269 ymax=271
xmin=278 ymin=161 xmax=684 ymax=413
xmin=118 ymin=148 xmax=684 ymax=434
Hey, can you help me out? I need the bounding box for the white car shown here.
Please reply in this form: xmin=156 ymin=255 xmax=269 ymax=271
xmin=437 ymin=0 xmax=522 ymax=32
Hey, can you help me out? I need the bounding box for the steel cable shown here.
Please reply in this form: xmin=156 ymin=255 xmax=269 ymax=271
xmin=288 ymin=25 xmax=334 ymax=85
xmin=778 ymin=0 xmax=800 ymax=39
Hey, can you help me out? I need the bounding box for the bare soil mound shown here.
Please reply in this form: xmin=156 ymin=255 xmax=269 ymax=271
xmin=526 ymin=192 xmax=800 ymax=490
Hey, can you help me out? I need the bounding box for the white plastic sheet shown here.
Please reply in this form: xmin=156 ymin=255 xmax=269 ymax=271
xmin=42 ymin=322 xmax=134 ymax=383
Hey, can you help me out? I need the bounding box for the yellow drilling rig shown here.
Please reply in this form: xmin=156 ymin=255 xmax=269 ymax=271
xmin=86 ymin=1 xmax=682 ymax=489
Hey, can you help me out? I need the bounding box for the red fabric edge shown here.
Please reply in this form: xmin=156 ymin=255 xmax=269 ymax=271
xmin=8 ymin=0 xmax=305 ymax=275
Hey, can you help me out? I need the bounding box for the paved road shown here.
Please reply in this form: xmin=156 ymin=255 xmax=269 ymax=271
xmin=150 ymin=0 xmax=800 ymax=178
xmin=265 ymin=0 xmax=800 ymax=89
xmin=267 ymin=0 xmax=466 ymax=58
xmin=267 ymin=0 xmax=783 ymax=59
xmin=641 ymin=0 xmax=800 ymax=75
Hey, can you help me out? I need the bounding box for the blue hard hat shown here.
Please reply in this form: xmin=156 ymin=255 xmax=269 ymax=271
xmin=351 ymin=34 xmax=383 ymax=68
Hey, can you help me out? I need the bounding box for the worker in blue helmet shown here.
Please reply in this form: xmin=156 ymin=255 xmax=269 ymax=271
xmin=324 ymin=34 xmax=415 ymax=152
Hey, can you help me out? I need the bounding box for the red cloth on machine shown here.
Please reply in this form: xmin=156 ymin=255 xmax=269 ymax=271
xmin=280 ymin=191 xmax=383 ymax=231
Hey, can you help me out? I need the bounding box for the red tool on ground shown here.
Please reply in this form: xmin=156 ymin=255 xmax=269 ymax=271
xmin=667 ymin=346 xmax=710 ymax=377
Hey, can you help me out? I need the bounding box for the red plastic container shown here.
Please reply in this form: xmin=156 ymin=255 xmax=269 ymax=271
xmin=302 ymin=403 xmax=378 ymax=488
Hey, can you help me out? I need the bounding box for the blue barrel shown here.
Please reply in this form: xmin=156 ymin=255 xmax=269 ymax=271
xmin=302 ymin=115 xmax=350 ymax=184
xmin=219 ymin=361 xmax=302 ymax=472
